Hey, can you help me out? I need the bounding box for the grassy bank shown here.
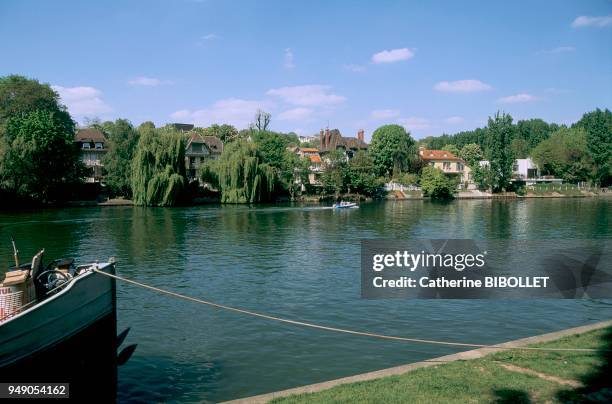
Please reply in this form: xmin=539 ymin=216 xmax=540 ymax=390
xmin=272 ymin=326 xmax=611 ymax=403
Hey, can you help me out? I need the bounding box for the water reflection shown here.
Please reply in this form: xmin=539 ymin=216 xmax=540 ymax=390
xmin=0 ymin=198 xmax=610 ymax=402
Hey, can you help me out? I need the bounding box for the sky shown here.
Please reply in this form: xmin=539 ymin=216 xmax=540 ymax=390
xmin=1 ymin=0 xmax=611 ymax=140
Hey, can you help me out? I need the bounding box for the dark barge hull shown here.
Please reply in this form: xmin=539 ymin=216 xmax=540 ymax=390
xmin=0 ymin=264 xmax=118 ymax=402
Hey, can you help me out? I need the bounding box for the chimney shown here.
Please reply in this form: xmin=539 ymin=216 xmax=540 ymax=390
xmin=357 ymin=129 xmax=364 ymax=142
xmin=320 ymin=129 xmax=324 ymax=149
xmin=325 ymin=128 xmax=330 ymax=149
xmin=418 ymin=145 xmax=425 ymax=156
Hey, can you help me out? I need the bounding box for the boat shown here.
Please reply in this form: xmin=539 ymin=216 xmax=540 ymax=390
xmin=0 ymin=246 xmax=121 ymax=400
xmin=333 ymin=201 xmax=359 ymax=209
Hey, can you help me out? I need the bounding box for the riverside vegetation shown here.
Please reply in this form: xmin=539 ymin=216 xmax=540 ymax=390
xmin=1 ymin=74 xmax=610 ymax=207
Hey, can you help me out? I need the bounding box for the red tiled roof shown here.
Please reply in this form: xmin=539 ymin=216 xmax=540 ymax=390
xmin=420 ymin=149 xmax=462 ymax=161
xmin=301 ymin=147 xmax=319 ymax=153
xmin=309 ymin=155 xmax=322 ymax=164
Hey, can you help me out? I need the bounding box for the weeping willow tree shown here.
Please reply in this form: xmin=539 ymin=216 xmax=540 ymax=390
xmin=200 ymin=140 xmax=277 ymax=203
xmin=131 ymin=126 xmax=187 ymax=206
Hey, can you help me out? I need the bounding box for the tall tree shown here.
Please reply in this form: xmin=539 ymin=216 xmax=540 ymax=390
xmin=2 ymin=109 xmax=83 ymax=202
xmin=575 ymin=108 xmax=612 ymax=186
xmin=486 ymin=112 xmax=515 ymax=192
xmin=0 ymin=75 xmax=82 ymax=203
xmin=131 ymin=126 xmax=187 ymax=206
xmin=102 ymin=119 xmax=140 ymax=197
xmin=252 ymin=109 xmax=271 ymax=132
xmin=459 ymin=143 xmax=483 ymax=166
xmin=441 ymin=144 xmax=460 ymax=156
xmin=213 ymin=139 xmax=276 ymax=203
xmin=369 ymin=124 xmax=416 ymax=177
xmin=531 ymin=127 xmax=593 ymax=183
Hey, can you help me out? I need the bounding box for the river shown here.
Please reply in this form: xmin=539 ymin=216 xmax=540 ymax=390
xmin=0 ymin=198 xmax=610 ymax=402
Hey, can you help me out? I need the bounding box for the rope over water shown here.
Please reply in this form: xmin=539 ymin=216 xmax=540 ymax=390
xmin=93 ymin=269 xmax=607 ymax=353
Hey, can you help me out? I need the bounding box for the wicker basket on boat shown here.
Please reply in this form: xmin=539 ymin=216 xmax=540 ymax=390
xmin=0 ymin=271 xmax=36 ymax=321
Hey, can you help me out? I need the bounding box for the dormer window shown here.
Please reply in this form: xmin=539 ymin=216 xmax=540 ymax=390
xmin=95 ymin=142 xmax=103 ymax=149
xmin=82 ymin=143 xmax=91 ymax=149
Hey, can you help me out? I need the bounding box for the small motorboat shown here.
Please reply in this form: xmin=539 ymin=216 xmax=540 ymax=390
xmin=333 ymin=201 xmax=359 ymax=209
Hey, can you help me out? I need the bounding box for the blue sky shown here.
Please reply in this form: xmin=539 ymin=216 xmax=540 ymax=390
xmin=1 ymin=0 xmax=611 ymax=140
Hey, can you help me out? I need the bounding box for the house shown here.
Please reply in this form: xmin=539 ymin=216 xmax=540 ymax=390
xmin=289 ymin=146 xmax=323 ymax=185
xmin=298 ymin=135 xmax=318 ymax=144
xmin=319 ymin=128 xmax=368 ymax=159
xmin=170 ymin=123 xmax=195 ymax=132
xmin=74 ymin=128 xmax=108 ymax=183
xmin=185 ymin=133 xmax=224 ymax=180
xmin=480 ymin=158 xmax=562 ymax=185
xmin=419 ymin=146 xmax=471 ymax=186
xmin=513 ymin=158 xmax=539 ymax=180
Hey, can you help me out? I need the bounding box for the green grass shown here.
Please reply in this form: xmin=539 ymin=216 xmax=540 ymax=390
xmin=272 ymin=327 xmax=611 ymax=404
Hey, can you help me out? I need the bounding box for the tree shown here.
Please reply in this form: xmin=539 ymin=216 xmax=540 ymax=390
xmin=441 ymin=144 xmax=460 ymax=156
xmin=515 ymin=119 xmax=555 ymax=150
xmin=510 ymin=138 xmax=530 ymax=159
xmin=459 ymin=143 xmax=483 ymax=166
xmin=531 ymin=127 xmax=593 ymax=183
xmin=210 ymin=139 xmax=276 ymax=203
xmin=0 ymin=75 xmax=72 ymax=126
xmin=197 ymin=124 xmax=239 ymax=144
xmin=575 ymin=108 xmax=612 ymax=186
xmin=486 ymin=112 xmax=515 ymax=192
xmin=252 ymin=109 xmax=271 ymax=132
xmin=131 ymin=126 xmax=187 ymax=206
xmin=346 ymin=151 xmax=381 ymax=196
xmin=101 ymin=119 xmax=139 ymax=197
xmin=321 ymin=150 xmax=348 ymax=196
xmin=420 ymin=166 xmax=454 ymax=199
xmin=369 ymin=124 xmax=416 ymax=177
xmin=1 ymin=109 xmax=83 ymax=202
xmin=0 ymin=75 xmax=82 ymax=203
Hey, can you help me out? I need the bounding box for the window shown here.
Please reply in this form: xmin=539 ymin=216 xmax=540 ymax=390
xmin=513 ymin=164 xmax=519 ymax=172
xmin=457 ymin=162 xmax=463 ymax=171
xmin=443 ymin=162 xmax=451 ymax=170
xmin=191 ymin=143 xmax=202 ymax=153
xmin=82 ymin=143 xmax=90 ymax=149
xmin=95 ymin=142 xmax=103 ymax=149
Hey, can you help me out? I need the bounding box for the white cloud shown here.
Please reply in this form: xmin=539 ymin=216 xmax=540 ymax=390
xmin=433 ymin=80 xmax=492 ymax=93
xmin=371 ymin=48 xmax=414 ymax=64
xmin=277 ymin=107 xmax=313 ymax=121
xmin=266 ymin=85 xmax=346 ymax=106
xmin=370 ymin=109 xmax=400 ymax=120
xmin=170 ymin=98 xmax=268 ymax=129
xmin=343 ymin=64 xmax=366 ymax=72
xmin=202 ymin=33 xmax=218 ymax=40
xmin=52 ymin=85 xmax=112 ymax=117
xmin=571 ymin=15 xmax=612 ymax=28
xmin=497 ymin=93 xmax=537 ymax=104
xmin=397 ymin=117 xmax=431 ymax=131
xmin=541 ymin=46 xmax=576 ymax=54
xmin=445 ymin=116 xmax=464 ymax=124
xmin=284 ymin=48 xmax=295 ymax=69
xmin=128 ymin=76 xmax=172 ymax=86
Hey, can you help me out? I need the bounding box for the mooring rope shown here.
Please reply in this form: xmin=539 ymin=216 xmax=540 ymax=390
xmin=93 ymin=269 xmax=608 ymax=353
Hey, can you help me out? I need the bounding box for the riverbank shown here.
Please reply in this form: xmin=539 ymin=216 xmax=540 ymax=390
xmin=227 ymin=320 xmax=612 ymax=403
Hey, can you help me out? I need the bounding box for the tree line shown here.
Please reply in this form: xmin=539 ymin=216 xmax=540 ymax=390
xmin=1 ymin=74 xmax=610 ymax=207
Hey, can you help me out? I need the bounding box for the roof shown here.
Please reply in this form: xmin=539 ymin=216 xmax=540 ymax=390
xmin=420 ymin=149 xmax=462 ymax=161
xmin=186 ymin=132 xmax=223 ymax=153
xmin=171 ymin=123 xmax=195 ymax=132
xmin=308 ymin=155 xmax=322 ymax=164
xmin=75 ymin=128 xmax=107 ymax=143
xmin=300 ymin=147 xmax=319 ymax=153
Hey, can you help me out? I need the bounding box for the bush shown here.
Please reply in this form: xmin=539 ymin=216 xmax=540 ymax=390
xmin=420 ymin=166 xmax=454 ymax=199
